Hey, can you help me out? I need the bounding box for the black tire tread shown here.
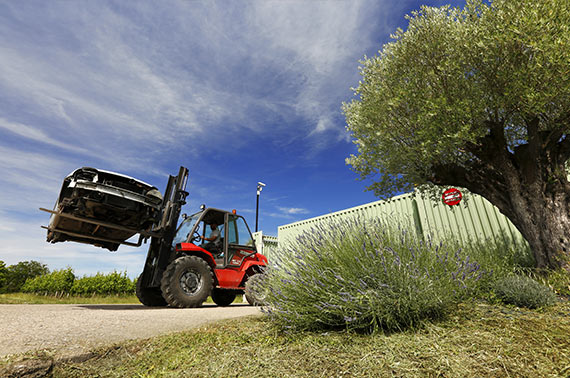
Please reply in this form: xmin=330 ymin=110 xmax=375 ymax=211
xmin=136 ymin=274 xmax=167 ymax=307
xmin=245 ymin=273 xmax=266 ymax=306
xmin=160 ymin=255 xmax=214 ymax=308
xmin=211 ymin=288 xmax=237 ymax=307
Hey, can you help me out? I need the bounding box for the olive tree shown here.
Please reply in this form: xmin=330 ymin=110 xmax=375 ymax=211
xmin=344 ymin=0 xmax=570 ymax=270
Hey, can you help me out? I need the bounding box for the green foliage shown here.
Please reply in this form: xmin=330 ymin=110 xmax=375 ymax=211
xmin=22 ymin=268 xmax=75 ymax=294
xmin=71 ymin=271 xmax=136 ymax=295
xmin=460 ymin=235 xmax=534 ymax=279
xmin=344 ymin=0 xmax=570 ymax=196
xmin=0 ymin=261 xmax=7 ymax=292
xmin=21 ymin=268 xmax=136 ymax=296
xmin=494 ymin=275 xmax=557 ymax=309
xmin=262 ymin=219 xmax=494 ymax=333
xmin=2 ymin=260 xmax=49 ymax=293
xmin=529 ymin=268 xmax=570 ymax=298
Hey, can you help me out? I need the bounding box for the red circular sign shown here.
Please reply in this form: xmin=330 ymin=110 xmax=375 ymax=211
xmin=442 ymin=188 xmax=462 ymax=206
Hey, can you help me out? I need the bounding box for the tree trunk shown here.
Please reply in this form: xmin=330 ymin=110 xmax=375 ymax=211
xmin=431 ymin=125 xmax=570 ymax=271
xmin=443 ymin=177 xmax=570 ymax=270
xmin=497 ymin=184 xmax=570 ymax=270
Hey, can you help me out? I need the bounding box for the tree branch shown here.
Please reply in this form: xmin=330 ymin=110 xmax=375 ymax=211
xmin=543 ymin=129 xmax=564 ymax=150
xmin=526 ymin=117 xmax=540 ymax=152
xmin=430 ymin=161 xmax=513 ymax=217
xmin=557 ymin=134 xmax=570 ymax=162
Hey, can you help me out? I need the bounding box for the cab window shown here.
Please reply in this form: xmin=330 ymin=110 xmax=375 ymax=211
xmin=227 ymin=215 xmax=254 ymax=246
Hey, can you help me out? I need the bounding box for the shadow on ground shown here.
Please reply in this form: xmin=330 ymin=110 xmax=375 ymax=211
xmin=76 ymin=303 xmax=252 ymax=310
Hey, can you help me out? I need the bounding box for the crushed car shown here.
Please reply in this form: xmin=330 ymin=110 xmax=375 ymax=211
xmin=43 ymin=167 xmax=163 ymax=251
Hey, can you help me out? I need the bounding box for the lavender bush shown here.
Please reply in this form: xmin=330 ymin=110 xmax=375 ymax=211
xmin=494 ymin=275 xmax=557 ymax=309
xmin=261 ymin=218 xmax=497 ymax=333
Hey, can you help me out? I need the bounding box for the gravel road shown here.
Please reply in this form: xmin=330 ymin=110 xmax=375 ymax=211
xmin=0 ymin=303 xmax=261 ymax=358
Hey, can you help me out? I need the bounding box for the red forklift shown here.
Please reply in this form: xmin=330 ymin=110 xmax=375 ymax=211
xmin=42 ymin=166 xmax=268 ymax=307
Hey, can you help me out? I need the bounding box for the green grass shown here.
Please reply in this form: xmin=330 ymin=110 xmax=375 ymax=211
xmin=3 ymin=301 xmax=566 ymax=377
xmin=0 ymin=292 xmax=245 ymax=305
xmin=0 ymin=293 xmax=140 ymax=304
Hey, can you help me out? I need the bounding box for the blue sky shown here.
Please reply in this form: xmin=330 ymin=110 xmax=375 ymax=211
xmin=0 ymin=0 xmax=463 ymax=277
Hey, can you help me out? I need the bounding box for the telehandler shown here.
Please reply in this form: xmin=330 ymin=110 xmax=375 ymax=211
xmin=41 ymin=166 xmax=267 ymax=307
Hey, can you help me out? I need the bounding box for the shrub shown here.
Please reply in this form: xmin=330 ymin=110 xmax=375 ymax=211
xmin=22 ymin=269 xmax=135 ymax=296
xmin=22 ymin=268 xmax=75 ymax=294
xmin=3 ymin=260 xmax=49 ymax=293
xmin=494 ymin=275 xmax=557 ymax=309
xmin=0 ymin=261 xmax=7 ymax=293
xmin=530 ymin=269 xmax=570 ymax=298
xmin=261 ymin=218 xmax=491 ymax=333
xmin=459 ymin=236 xmax=534 ymax=278
xmin=71 ymin=271 xmax=135 ymax=295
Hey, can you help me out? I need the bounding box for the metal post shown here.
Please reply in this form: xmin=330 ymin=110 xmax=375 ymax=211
xmin=255 ymin=182 xmax=265 ymax=232
xmin=255 ymin=191 xmax=260 ymax=232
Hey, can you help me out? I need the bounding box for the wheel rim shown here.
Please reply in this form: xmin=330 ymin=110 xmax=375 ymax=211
xmin=179 ymin=270 xmax=202 ymax=295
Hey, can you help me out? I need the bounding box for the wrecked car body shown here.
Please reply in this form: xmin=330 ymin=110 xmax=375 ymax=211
xmin=44 ymin=167 xmax=163 ymax=251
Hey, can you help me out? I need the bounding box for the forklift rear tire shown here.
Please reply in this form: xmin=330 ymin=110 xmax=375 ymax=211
xmin=211 ymin=288 xmax=237 ymax=307
xmin=161 ymin=255 xmax=213 ymax=308
xmin=136 ymin=274 xmax=167 ymax=307
xmin=245 ymin=273 xmax=267 ymax=306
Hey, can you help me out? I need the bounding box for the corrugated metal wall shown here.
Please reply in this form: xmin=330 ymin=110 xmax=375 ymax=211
xmin=252 ymin=231 xmax=279 ymax=259
xmin=413 ymin=192 xmax=527 ymax=246
xmin=277 ymin=189 xmax=528 ymax=248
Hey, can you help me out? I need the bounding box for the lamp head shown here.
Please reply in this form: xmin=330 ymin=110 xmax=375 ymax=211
xmin=256 ymin=182 xmax=266 ymax=194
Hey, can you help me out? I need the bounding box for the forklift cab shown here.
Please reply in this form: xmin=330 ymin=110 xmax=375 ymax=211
xmin=173 ymin=207 xmax=257 ymax=267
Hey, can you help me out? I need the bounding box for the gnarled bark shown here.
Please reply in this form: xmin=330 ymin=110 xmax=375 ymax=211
xmin=431 ymin=124 xmax=570 ymax=270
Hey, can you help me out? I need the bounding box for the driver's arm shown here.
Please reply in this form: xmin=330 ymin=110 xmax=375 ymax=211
xmin=201 ymin=229 xmax=217 ymax=241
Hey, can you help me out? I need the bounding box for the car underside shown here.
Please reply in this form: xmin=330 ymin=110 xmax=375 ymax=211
xmin=45 ymin=167 xmax=163 ymax=251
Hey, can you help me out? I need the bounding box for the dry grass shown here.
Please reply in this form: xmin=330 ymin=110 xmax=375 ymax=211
xmin=42 ymin=300 xmax=570 ymax=378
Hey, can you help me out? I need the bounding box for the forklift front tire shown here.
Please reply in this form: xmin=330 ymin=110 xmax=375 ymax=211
xmin=161 ymin=255 xmax=214 ymax=308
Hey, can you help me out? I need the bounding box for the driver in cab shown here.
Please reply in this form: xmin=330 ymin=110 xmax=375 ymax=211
xmin=200 ymin=223 xmax=222 ymax=255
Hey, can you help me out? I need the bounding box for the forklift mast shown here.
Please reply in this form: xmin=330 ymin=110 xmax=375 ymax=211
xmin=139 ymin=166 xmax=189 ymax=289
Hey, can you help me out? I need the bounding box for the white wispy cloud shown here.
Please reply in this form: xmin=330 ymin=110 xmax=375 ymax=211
xmin=0 ymin=0 xmax=387 ymax=166
xmin=277 ymin=206 xmax=310 ymax=215
xmin=0 ymin=0 xmax=394 ymax=274
xmin=266 ymin=206 xmax=311 ymax=220
xmin=0 ymin=118 xmax=89 ymax=154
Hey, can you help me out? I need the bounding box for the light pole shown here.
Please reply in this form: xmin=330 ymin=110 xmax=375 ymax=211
xmin=255 ymin=182 xmax=265 ymax=232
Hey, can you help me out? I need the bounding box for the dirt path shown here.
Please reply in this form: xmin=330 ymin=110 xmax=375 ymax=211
xmin=0 ymin=303 xmax=261 ymax=358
